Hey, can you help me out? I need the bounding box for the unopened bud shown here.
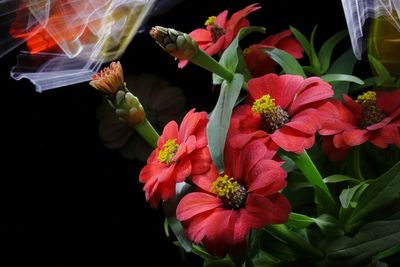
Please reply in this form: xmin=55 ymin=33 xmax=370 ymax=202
xmin=150 ymin=26 xmax=199 ymax=60
xmin=114 ymin=91 xmax=145 ymax=126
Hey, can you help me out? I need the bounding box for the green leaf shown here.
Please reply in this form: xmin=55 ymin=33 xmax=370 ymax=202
xmin=323 ymin=175 xmax=359 ymax=184
xmin=318 ymin=30 xmax=348 ymax=73
xmin=312 ymin=214 xmax=344 ymax=237
xmin=346 ymin=162 xmax=400 ymax=231
xmin=252 ymin=250 xmax=282 ymax=267
xmin=309 ymin=25 xmax=321 ymax=72
xmin=368 ymin=55 xmax=395 ymax=86
xmin=321 ymin=74 xmax=364 ymax=85
xmin=213 ymin=26 xmax=265 ymax=84
xmin=327 ymin=48 xmax=358 ymax=98
xmin=325 ymin=220 xmax=400 ymax=266
xmin=207 ymin=74 xmax=244 ymax=171
xmin=290 ymin=26 xmax=312 ymax=59
xmin=339 ymin=183 xmax=367 ymax=209
xmin=287 ymin=212 xmax=315 ymax=229
xmin=264 ymin=48 xmax=306 ymax=77
xmin=166 ymin=216 xmax=192 ymax=252
xmin=164 ymin=218 xmax=170 ymax=237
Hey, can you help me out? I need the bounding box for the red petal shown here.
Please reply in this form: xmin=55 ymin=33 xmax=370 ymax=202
xmin=322 ymin=136 xmax=350 ymax=161
xmin=342 ymin=128 xmax=371 ymax=146
xmin=343 ymin=94 xmax=362 ymax=116
xmin=261 ymin=29 xmax=292 ymax=46
xmin=175 ymin=158 xmax=192 ymax=182
xmin=158 ymin=120 xmax=178 ymax=147
xmin=288 ymin=77 xmax=333 ymax=114
xmin=286 ymin=109 xmax=321 ymax=134
xmin=192 ymin=164 xmax=219 ymax=192
xmin=190 ymin=147 xmax=212 ymax=175
xmin=271 ymin=126 xmax=315 ymax=153
xmin=176 ymin=192 xmax=222 ymax=221
xmin=377 ymin=89 xmax=400 ymax=114
xmin=249 ymin=74 xmax=304 ymax=109
xmin=216 ymin=10 xmax=229 ymax=27
xmin=369 ymin=124 xmax=399 ymax=148
xmin=247 ymin=160 xmax=287 ymax=195
xmin=189 ymin=28 xmax=212 ymax=43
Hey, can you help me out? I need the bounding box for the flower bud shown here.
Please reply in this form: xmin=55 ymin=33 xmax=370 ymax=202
xmin=114 ymin=91 xmax=146 ymax=126
xmin=150 ymin=26 xmax=199 ymax=60
xmin=90 ymin=61 xmax=125 ymax=95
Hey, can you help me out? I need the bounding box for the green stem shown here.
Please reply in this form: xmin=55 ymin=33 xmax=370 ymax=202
xmin=353 ymin=146 xmax=365 ymax=181
xmin=133 ymin=118 xmax=159 ymax=148
xmin=287 ymin=151 xmax=337 ymax=215
xmin=191 ymin=49 xmax=234 ymax=82
xmin=265 ymin=224 xmax=324 ymax=260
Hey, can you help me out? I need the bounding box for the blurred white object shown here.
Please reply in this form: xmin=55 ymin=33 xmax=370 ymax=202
xmin=341 ymin=0 xmax=400 ymax=59
xmin=0 ymin=0 xmax=155 ymax=91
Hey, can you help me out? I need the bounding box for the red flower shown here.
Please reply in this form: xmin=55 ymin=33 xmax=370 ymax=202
xmin=229 ymin=73 xmax=335 ymax=154
xmin=176 ymin=140 xmax=290 ymax=257
xmin=244 ymin=29 xmax=304 ymax=77
xmin=320 ymin=90 xmax=400 ymax=161
xmin=178 ymin=3 xmax=261 ymax=68
xmin=139 ymin=109 xmax=211 ymax=208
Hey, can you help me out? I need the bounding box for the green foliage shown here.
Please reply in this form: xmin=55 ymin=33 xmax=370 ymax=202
xmin=264 ymin=48 xmax=306 ymax=77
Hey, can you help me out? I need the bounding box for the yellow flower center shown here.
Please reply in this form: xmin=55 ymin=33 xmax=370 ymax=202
xmin=211 ymin=175 xmax=240 ymax=199
xmin=252 ymin=94 xmax=277 ymax=114
xmin=205 ymin=16 xmax=217 ymax=26
xmin=243 ymin=47 xmax=252 ymax=57
xmin=158 ymin=139 xmax=179 ymax=164
xmin=356 ymin=91 xmax=377 ymax=105
xmin=211 ymin=175 xmax=247 ymax=209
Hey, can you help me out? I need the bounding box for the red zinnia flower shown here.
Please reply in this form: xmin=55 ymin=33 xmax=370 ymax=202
xmin=244 ymin=29 xmax=304 ymax=78
xmin=229 ymin=73 xmax=335 ymax=154
xmin=320 ymin=90 xmax=400 ymax=161
xmin=178 ymin=3 xmax=261 ymax=68
xmin=139 ymin=109 xmax=211 ymax=208
xmin=176 ymin=140 xmax=290 ymax=257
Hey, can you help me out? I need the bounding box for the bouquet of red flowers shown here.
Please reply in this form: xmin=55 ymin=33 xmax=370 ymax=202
xmin=88 ymin=2 xmax=400 ymax=266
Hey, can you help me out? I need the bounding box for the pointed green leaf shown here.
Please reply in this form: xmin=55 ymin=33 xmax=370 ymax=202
xmin=327 ymin=48 xmax=358 ymax=98
xmin=339 ymin=183 xmax=367 ymax=209
xmin=368 ymin=55 xmax=396 ymax=86
xmin=309 ymin=25 xmax=321 ymax=72
xmin=326 ymin=220 xmax=400 ymax=266
xmin=346 ymin=162 xmax=400 ymax=231
xmin=322 ymin=74 xmax=364 ymax=85
xmin=287 ymin=212 xmax=315 ymax=229
xmin=323 ymin=175 xmax=359 ymax=184
xmin=207 ymin=74 xmax=244 ymax=171
xmin=319 ymin=30 xmax=348 ymax=73
xmin=290 ymin=26 xmax=312 ymax=58
xmin=264 ymin=48 xmax=306 ymax=77
xmin=213 ymin=26 xmax=265 ymax=84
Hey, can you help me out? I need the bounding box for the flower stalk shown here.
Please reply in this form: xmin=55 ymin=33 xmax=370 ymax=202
xmin=134 ymin=118 xmax=159 ymax=148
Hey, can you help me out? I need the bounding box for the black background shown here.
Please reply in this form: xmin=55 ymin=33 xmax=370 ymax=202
xmin=0 ymin=0 xmax=346 ymax=266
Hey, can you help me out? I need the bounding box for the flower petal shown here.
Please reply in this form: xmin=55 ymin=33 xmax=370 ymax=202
xmin=271 ymin=126 xmax=315 ymax=153
xmin=342 ymin=128 xmax=371 ymax=146
xmin=176 ymin=192 xmax=222 ymax=221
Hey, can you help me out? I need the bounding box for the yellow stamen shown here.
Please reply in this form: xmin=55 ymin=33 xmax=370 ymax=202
xmin=158 ymin=139 xmax=179 ymax=164
xmin=205 ymin=16 xmax=217 ymax=26
xmin=243 ymin=47 xmax=252 ymax=57
xmin=211 ymin=175 xmax=240 ymax=199
xmin=252 ymin=94 xmax=277 ymax=114
xmin=356 ymin=91 xmax=377 ymax=105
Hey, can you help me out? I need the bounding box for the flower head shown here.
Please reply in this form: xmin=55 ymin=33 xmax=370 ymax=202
xmin=176 ymin=140 xmax=290 ymax=256
xmin=90 ymin=61 xmax=124 ymax=95
xmin=320 ymin=89 xmax=400 ymax=160
xmin=229 ymin=73 xmax=335 ymax=154
xmin=178 ymin=3 xmax=261 ymax=68
xmin=139 ymin=109 xmax=211 ymax=208
xmin=244 ymin=29 xmax=304 ymax=77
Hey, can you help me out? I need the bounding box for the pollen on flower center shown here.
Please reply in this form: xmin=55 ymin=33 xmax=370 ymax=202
xmin=356 ymin=91 xmax=386 ymax=128
xmin=252 ymin=94 xmax=290 ymax=134
xmin=204 ymin=16 xmax=217 ymax=26
xmin=158 ymin=139 xmax=179 ymax=164
xmin=211 ymin=175 xmax=247 ymax=209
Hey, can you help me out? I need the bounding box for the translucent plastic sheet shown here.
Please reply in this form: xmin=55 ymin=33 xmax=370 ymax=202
xmin=341 ymin=0 xmax=400 ymax=59
xmin=0 ymin=0 xmax=155 ymax=91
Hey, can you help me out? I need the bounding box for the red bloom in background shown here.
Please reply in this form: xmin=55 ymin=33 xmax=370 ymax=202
xmin=178 ymin=3 xmax=261 ymax=68
xmin=229 ymin=73 xmax=335 ymax=154
xmin=320 ymin=90 xmax=400 ymax=161
xmin=244 ymin=29 xmax=304 ymax=77
xmin=176 ymin=140 xmax=290 ymax=256
xmin=139 ymin=109 xmax=211 ymax=208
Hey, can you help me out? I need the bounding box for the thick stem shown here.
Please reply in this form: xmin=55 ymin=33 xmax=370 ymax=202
xmin=265 ymin=224 xmax=324 ymax=260
xmin=288 ymin=151 xmax=337 ymax=215
xmin=133 ymin=118 xmax=159 ymax=148
xmin=191 ymin=49 xmax=234 ymax=82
